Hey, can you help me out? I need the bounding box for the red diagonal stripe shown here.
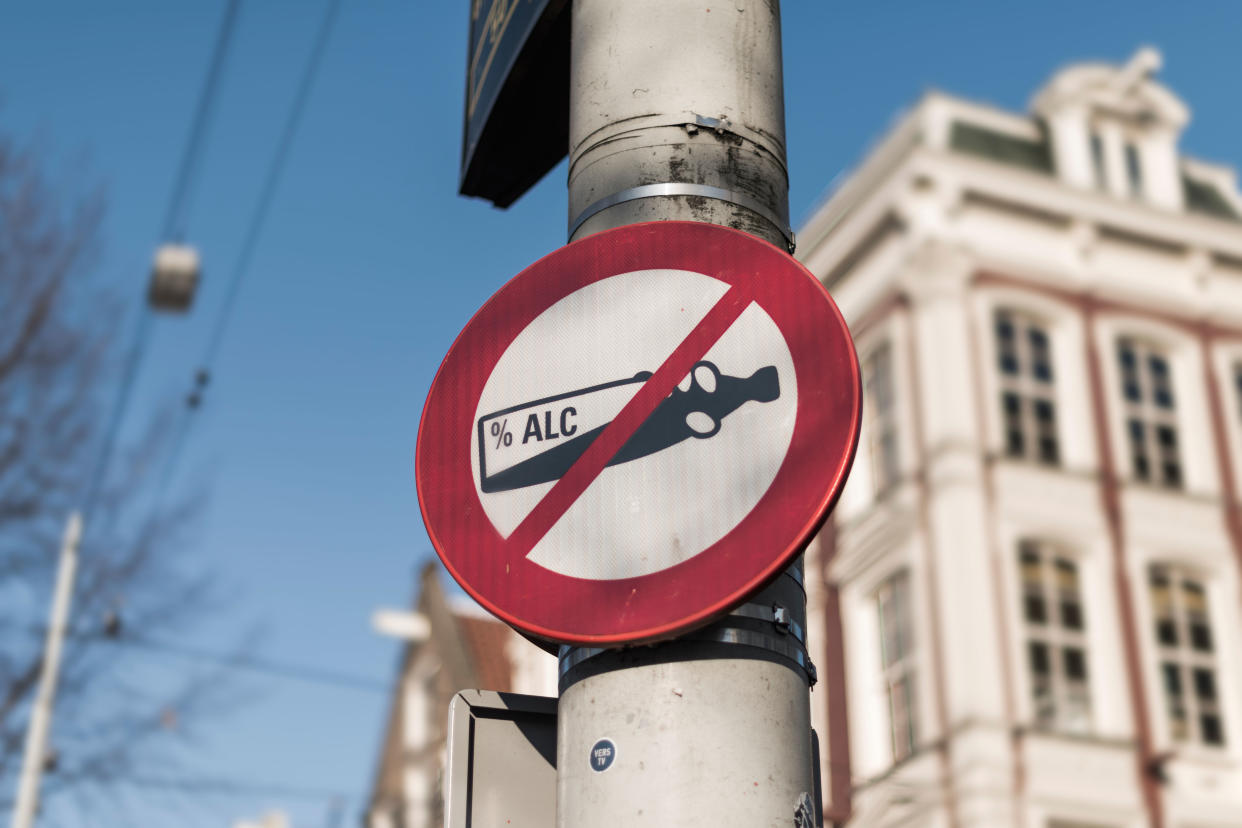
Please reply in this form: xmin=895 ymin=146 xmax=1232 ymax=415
xmin=503 ymin=280 xmax=756 ymax=560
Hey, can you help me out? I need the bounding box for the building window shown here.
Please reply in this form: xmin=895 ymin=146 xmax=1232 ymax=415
xmin=1150 ymin=566 xmax=1225 ymax=746
xmin=995 ymin=310 xmax=1059 ymax=464
xmin=877 ymin=571 xmax=917 ymax=762
xmin=1019 ymin=541 xmax=1090 ymax=732
xmin=864 ymin=342 xmax=900 ymax=493
xmin=1125 ymin=143 xmax=1143 ymax=198
xmin=1117 ymin=338 xmax=1181 ymax=487
xmin=1090 ymin=132 xmax=1106 ymax=190
xmin=1232 ymin=363 xmax=1242 ymax=422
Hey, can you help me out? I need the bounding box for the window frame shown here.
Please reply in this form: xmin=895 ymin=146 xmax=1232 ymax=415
xmin=1148 ymin=563 xmax=1226 ymax=749
xmin=1017 ymin=539 xmax=1092 ymax=733
xmin=1116 ymin=336 xmax=1183 ymax=489
xmin=975 ymin=289 xmax=1095 ymax=473
xmin=863 ymin=340 xmax=901 ymax=496
xmin=994 ymin=308 xmax=1061 ymax=466
xmin=1231 ymin=359 xmax=1242 ymax=425
xmin=1214 ymin=349 xmax=1242 ymax=498
xmin=1124 ymin=142 xmax=1144 ymax=199
xmin=875 ymin=570 xmax=918 ymax=763
xmin=1090 ymin=131 xmax=1107 ymax=191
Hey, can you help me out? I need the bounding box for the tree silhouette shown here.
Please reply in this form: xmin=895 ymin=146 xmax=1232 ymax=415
xmin=0 ymin=124 xmax=237 ymax=820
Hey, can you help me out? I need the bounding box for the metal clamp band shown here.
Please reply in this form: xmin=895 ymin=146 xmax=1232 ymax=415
xmin=556 ymin=598 xmax=806 ymax=673
xmin=692 ymin=626 xmax=815 ymax=682
xmin=558 ymin=618 xmax=817 ymax=685
xmin=558 ymin=645 xmax=606 ymax=673
xmin=568 ymin=183 xmax=796 ymax=253
xmin=729 ymin=602 xmax=806 ymax=645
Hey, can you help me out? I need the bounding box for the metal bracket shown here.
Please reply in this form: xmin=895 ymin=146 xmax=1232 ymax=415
xmin=773 ymin=605 xmax=792 ymax=634
xmin=684 ymin=113 xmax=732 ymax=135
xmin=557 ymin=598 xmax=817 ymax=686
xmin=794 ymin=791 xmax=818 ymax=828
xmin=568 ymin=182 xmax=796 ymax=253
xmin=558 ymin=626 xmax=816 ymax=686
xmin=730 ymin=601 xmax=804 ymax=643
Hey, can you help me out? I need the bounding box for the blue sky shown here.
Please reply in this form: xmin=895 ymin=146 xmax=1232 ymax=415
xmin=2 ymin=1 xmax=1240 ymax=825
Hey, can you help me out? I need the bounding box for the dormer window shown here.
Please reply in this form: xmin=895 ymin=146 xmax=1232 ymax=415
xmin=864 ymin=342 xmax=900 ymax=494
xmin=1090 ymin=132 xmax=1106 ymax=190
xmin=1032 ymin=48 xmax=1188 ymax=210
xmin=1125 ymin=143 xmax=1144 ymax=198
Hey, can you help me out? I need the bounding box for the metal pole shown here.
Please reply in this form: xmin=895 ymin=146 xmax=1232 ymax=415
xmin=11 ymin=511 xmax=83 ymax=828
xmin=559 ymin=3 xmax=817 ymax=826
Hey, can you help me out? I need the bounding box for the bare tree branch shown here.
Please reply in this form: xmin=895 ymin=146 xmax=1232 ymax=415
xmin=0 ymin=119 xmax=240 ymax=818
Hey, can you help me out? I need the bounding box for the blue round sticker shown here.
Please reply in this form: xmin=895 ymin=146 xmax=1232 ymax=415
xmin=589 ymin=738 xmax=617 ymax=772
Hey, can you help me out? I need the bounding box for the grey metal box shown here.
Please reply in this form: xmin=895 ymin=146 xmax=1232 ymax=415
xmin=444 ymin=690 xmax=557 ymax=828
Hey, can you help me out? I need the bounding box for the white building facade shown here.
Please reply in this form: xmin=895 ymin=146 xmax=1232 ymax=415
xmin=799 ymin=49 xmax=1242 ymax=828
xmin=366 ymin=565 xmax=555 ymax=828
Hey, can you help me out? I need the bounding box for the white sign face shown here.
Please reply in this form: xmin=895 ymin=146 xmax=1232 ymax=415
xmin=420 ymin=221 xmax=861 ymax=645
xmin=470 ymin=269 xmax=797 ymax=580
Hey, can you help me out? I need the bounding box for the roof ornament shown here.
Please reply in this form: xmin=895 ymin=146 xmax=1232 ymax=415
xmin=1113 ymin=46 xmax=1163 ymax=95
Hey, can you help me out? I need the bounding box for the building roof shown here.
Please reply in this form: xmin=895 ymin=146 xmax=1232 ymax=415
xmin=948 ymin=121 xmax=1053 ymax=176
xmin=1030 ymin=47 xmax=1189 ymax=130
xmin=945 ymin=120 xmax=1239 ymax=225
xmin=1183 ymin=175 xmax=1240 ymax=221
xmin=366 ymin=565 xmax=515 ymax=818
xmin=458 ymin=615 xmax=514 ymax=691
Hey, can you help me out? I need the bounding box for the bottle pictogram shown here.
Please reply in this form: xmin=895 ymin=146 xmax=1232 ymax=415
xmin=476 ymin=360 xmax=780 ymax=493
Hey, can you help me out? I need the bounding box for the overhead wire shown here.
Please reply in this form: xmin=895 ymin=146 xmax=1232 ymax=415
xmin=17 ymin=13 xmax=243 ymax=825
xmin=80 ymin=0 xmax=244 ymax=520
xmin=79 ymin=0 xmax=354 ymax=729
xmin=154 ymin=0 xmax=344 ymax=504
xmin=160 ymin=0 xmax=244 ymax=244
xmin=1 ymin=772 xmax=361 ymax=809
xmin=81 ymin=310 xmax=154 ymax=518
xmin=34 ymin=625 xmax=392 ymax=694
xmin=202 ymin=0 xmax=343 ymax=368
xmin=30 ymin=3 xmax=364 ymax=816
xmin=106 ymin=633 xmax=391 ymax=695
xmin=87 ymin=774 xmax=359 ymax=802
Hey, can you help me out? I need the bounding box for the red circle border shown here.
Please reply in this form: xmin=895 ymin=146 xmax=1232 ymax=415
xmin=416 ymin=222 xmax=861 ymax=646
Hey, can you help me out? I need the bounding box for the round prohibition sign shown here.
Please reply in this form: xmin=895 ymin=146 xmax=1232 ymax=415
xmin=416 ymin=221 xmax=861 ymax=646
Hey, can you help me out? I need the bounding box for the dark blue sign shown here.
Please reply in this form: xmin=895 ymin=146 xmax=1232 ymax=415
xmin=589 ymin=738 xmax=617 ymax=772
xmin=460 ymin=0 xmax=570 ymax=207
